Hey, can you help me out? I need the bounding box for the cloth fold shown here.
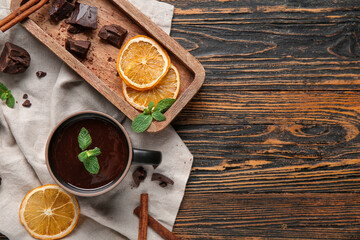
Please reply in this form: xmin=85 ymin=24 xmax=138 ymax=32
xmin=0 ymin=1 xmax=193 ymax=239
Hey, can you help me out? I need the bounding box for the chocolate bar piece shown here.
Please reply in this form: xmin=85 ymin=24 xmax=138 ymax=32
xmin=49 ymin=0 xmax=74 ymax=22
xmin=132 ymin=167 xmax=147 ymax=187
xmin=67 ymin=24 xmax=85 ymax=34
xmin=98 ymin=24 xmax=128 ymax=48
xmin=65 ymin=39 xmax=91 ymax=59
xmin=67 ymin=3 xmax=98 ymax=30
xmin=0 ymin=42 xmax=31 ymax=74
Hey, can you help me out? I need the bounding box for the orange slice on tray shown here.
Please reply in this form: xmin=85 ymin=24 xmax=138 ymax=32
xmin=123 ymin=64 xmax=180 ymax=111
xmin=19 ymin=184 xmax=79 ymax=240
xmin=117 ymin=35 xmax=171 ymax=90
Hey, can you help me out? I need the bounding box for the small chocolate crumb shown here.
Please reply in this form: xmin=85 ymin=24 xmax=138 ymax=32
xmin=116 ymin=72 xmax=119 ymax=76
xmin=153 ymin=164 xmax=159 ymax=169
xmin=36 ymin=71 xmax=47 ymax=78
xmin=151 ymin=173 xmax=174 ymax=187
xmin=132 ymin=167 xmax=147 ymax=187
xmin=107 ymin=57 xmax=112 ymax=62
xmin=23 ymin=93 xmax=28 ymax=99
xmin=22 ymin=100 xmax=31 ymax=108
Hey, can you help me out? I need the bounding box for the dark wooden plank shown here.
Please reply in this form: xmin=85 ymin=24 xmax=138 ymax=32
xmin=174 ymin=90 xmax=360 ymax=125
xmin=163 ymin=0 xmax=360 ymax=90
xmin=173 ymin=193 xmax=360 ymax=240
xmin=174 ymin=124 xmax=360 ymax=193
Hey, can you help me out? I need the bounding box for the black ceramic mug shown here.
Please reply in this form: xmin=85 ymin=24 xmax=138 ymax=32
xmin=45 ymin=111 xmax=161 ymax=197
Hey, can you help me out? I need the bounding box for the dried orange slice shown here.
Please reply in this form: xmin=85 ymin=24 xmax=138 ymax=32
xmin=123 ymin=64 xmax=180 ymax=111
xmin=117 ymin=35 xmax=171 ymax=90
xmin=19 ymin=184 xmax=79 ymax=240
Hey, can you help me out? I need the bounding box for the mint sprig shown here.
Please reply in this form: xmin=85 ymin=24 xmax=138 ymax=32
xmin=77 ymin=128 xmax=101 ymax=174
xmin=0 ymin=82 xmax=15 ymax=108
xmin=132 ymin=98 xmax=176 ymax=133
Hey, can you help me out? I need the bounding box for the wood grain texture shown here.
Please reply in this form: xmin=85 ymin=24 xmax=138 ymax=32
xmin=159 ymin=0 xmax=360 ymax=239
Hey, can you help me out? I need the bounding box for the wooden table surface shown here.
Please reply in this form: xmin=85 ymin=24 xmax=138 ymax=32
xmin=1 ymin=0 xmax=360 ymax=240
xmin=162 ymin=0 xmax=360 ymax=239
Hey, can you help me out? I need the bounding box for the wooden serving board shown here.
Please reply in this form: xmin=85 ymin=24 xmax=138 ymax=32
xmin=10 ymin=0 xmax=205 ymax=132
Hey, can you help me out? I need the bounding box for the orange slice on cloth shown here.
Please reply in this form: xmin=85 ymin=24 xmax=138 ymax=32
xmin=117 ymin=35 xmax=171 ymax=90
xmin=123 ymin=64 xmax=180 ymax=111
xmin=19 ymin=184 xmax=79 ymax=240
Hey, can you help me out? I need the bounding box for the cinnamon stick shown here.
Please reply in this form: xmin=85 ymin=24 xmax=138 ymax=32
xmin=0 ymin=0 xmax=49 ymax=32
xmin=134 ymin=206 xmax=180 ymax=240
xmin=138 ymin=193 xmax=149 ymax=240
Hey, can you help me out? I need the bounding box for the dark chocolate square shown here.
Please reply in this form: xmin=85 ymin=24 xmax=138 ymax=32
xmin=65 ymin=39 xmax=91 ymax=59
xmin=66 ymin=3 xmax=98 ymax=30
xmin=48 ymin=0 xmax=74 ymax=22
xmin=98 ymin=24 xmax=128 ymax=48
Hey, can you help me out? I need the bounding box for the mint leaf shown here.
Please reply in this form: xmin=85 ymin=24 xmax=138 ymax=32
xmin=148 ymin=101 xmax=154 ymax=112
xmin=86 ymin=147 xmax=101 ymax=157
xmin=144 ymin=108 xmax=150 ymax=115
xmin=78 ymin=127 xmax=92 ymax=151
xmin=83 ymin=156 xmax=100 ymax=175
xmin=152 ymin=111 xmax=166 ymax=121
xmin=154 ymin=98 xmax=176 ymax=113
xmin=0 ymin=82 xmax=9 ymax=93
xmin=132 ymin=113 xmax=152 ymax=133
xmin=6 ymin=95 xmax=15 ymax=108
xmin=78 ymin=151 xmax=88 ymax=162
xmin=1 ymin=92 xmax=7 ymax=101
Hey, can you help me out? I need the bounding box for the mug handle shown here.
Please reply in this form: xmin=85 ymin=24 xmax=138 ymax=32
xmin=133 ymin=148 xmax=162 ymax=165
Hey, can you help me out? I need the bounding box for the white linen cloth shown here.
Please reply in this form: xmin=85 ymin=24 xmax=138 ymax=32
xmin=0 ymin=0 xmax=194 ymax=239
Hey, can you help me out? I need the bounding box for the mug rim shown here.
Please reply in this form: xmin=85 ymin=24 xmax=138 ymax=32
xmin=45 ymin=111 xmax=133 ymax=197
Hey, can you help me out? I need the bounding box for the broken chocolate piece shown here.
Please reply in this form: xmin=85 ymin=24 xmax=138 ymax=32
xmin=151 ymin=173 xmax=174 ymax=187
xmin=49 ymin=0 xmax=74 ymax=22
xmin=65 ymin=39 xmax=91 ymax=58
xmin=132 ymin=167 xmax=147 ymax=187
xmin=66 ymin=3 xmax=98 ymax=30
xmin=23 ymin=93 xmax=28 ymax=99
xmin=22 ymin=100 xmax=31 ymax=108
xmin=98 ymin=24 xmax=127 ymax=48
xmin=67 ymin=24 xmax=85 ymax=34
xmin=36 ymin=71 xmax=47 ymax=78
xmin=0 ymin=42 xmax=31 ymax=74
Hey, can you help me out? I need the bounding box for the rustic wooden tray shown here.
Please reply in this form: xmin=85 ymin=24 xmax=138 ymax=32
xmin=10 ymin=0 xmax=205 ymax=132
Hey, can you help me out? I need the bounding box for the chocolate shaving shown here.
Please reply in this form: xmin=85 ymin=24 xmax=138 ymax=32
xmin=132 ymin=167 xmax=147 ymax=187
xmin=48 ymin=0 xmax=75 ymax=22
xmin=36 ymin=71 xmax=47 ymax=78
xmin=0 ymin=42 xmax=31 ymax=74
xmin=22 ymin=100 xmax=31 ymax=108
xmin=151 ymin=173 xmax=174 ymax=187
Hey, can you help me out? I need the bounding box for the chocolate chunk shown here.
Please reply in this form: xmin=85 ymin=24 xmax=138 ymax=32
xmin=66 ymin=3 xmax=98 ymax=30
xmin=151 ymin=173 xmax=174 ymax=187
xmin=22 ymin=100 xmax=31 ymax=108
xmin=132 ymin=167 xmax=147 ymax=187
xmin=48 ymin=0 xmax=74 ymax=22
xmin=67 ymin=24 xmax=85 ymax=34
xmin=36 ymin=71 xmax=47 ymax=78
xmin=0 ymin=42 xmax=31 ymax=74
xmin=98 ymin=24 xmax=127 ymax=48
xmin=23 ymin=93 xmax=28 ymax=99
xmin=65 ymin=39 xmax=91 ymax=58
